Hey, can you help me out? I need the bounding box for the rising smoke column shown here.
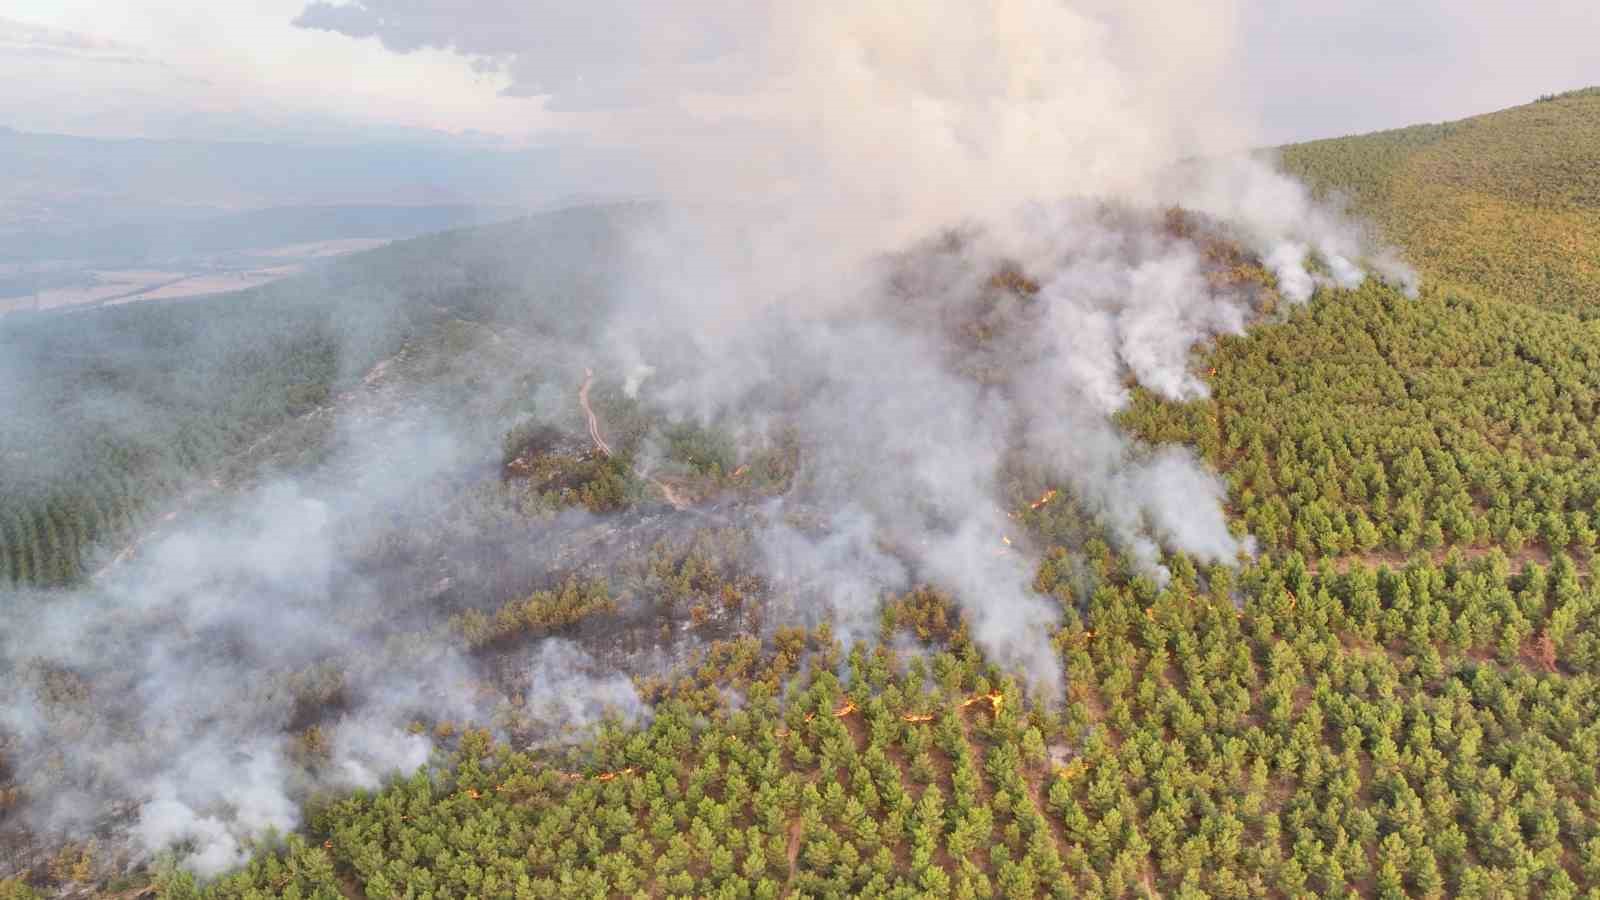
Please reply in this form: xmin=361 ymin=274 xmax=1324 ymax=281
xmin=297 ymin=0 xmax=1414 ymax=695
xmin=0 ymin=0 xmax=1432 ymax=881
xmin=0 ymin=383 xmax=648 ymax=877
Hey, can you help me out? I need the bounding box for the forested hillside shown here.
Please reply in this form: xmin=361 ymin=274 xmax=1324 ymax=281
xmin=5 ymin=89 xmax=1600 ymax=900
xmin=1279 ymin=87 xmax=1600 ymax=315
xmin=151 ymin=549 xmax=1600 ymax=899
xmin=1124 ymin=280 xmax=1600 ymax=566
xmin=0 ymin=205 xmax=630 ymax=587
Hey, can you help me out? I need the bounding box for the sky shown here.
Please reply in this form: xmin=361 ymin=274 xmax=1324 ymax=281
xmin=0 ymin=0 xmax=553 ymax=143
xmin=2 ymin=0 xmax=1597 ymax=147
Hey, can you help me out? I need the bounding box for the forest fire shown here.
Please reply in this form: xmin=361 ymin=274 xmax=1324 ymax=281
xmin=1056 ymin=759 xmax=1087 ymax=780
xmin=986 ymin=267 xmax=1041 ymax=296
xmin=519 ymin=766 xmax=636 ymax=788
xmin=833 ymin=701 xmax=857 ymax=718
xmin=1030 ymin=489 xmax=1058 ymax=510
xmin=961 ymin=691 xmax=1004 ymax=715
xmin=901 ymin=713 xmax=935 ymax=723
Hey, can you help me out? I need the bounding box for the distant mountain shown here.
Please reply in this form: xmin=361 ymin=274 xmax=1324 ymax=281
xmin=0 ymin=128 xmax=643 ymax=236
xmin=0 ymin=203 xmax=526 ymax=264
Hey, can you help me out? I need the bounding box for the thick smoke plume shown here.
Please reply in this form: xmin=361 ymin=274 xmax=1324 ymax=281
xmin=0 ymin=370 xmax=656 ymax=878
xmin=0 ymin=0 xmax=1425 ymax=882
xmin=565 ymin=1 xmax=1413 ymax=696
xmin=523 ymin=639 xmax=651 ymax=744
xmin=0 ymin=418 xmax=481 ymax=877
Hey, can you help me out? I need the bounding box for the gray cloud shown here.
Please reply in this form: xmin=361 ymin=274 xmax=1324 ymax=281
xmin=294 ymin=0 xmax=1600 ymax=142
xmin=293 ymin=0 xmax=764 ymax=110
xmin=0 ymin=16 xmax=165 ymax=68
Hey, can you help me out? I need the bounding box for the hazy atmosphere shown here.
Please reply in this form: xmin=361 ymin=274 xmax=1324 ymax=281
xmin=4 ymin=0 xmax=1597 ymax=145
xmin=2 ymin=2 xmax=1599 ymax=897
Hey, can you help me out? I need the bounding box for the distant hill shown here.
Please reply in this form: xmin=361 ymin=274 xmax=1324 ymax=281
xmin=1279 ymin=86 xmax=1600 ymax=315
xmin=0 ymin=203 xmax=525 ymax=264
xmin=0 ymin=204 xmax=635 ymax=585
xmin=0 ymin=128 xmax=640 ymax=237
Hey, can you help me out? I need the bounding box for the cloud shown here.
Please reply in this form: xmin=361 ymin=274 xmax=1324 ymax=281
xmin=292 ymin=1 xmax=764 ymax=109
xmin=294 ymin=0 xmax=1600 ymax=144
xmin=0 ymin=16 xmax=165 ymax=67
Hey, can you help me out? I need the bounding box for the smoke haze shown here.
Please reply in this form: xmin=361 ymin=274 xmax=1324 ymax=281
xmin=0 ymin=0 xmax=1423 ymax=881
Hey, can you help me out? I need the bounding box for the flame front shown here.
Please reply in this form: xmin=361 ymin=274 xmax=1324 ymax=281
xmin=961 ymin=691 xmax=1004 ymax=715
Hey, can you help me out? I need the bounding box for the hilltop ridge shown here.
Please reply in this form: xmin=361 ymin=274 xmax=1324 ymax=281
xmin=1280 ymin=86 xmax=1600 ymax=314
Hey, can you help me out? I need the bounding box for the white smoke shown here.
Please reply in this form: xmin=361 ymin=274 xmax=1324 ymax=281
xmin=132 ymin=741 xmax=299 ymax=878
xmin=330 ymin=719 xmax=434 ymax=793
xmin=0 ymin=0 xmax=1433 ymax=882
xmin=0 ymin=414 xmax=497 ymax=876
xmin=513 ymin=0 xmax=1408 ymax=698
xmin=1154 ymin=154 xmax=1420 ymax=297
xmin=524 ymin=639 xmax=651 ymax=739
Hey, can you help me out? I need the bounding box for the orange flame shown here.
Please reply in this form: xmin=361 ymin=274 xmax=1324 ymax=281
xmin=1002 ymin=535 xmax=1013 ymax=546
xmin=733 ymin=465 xmax=749 ymax=478
xmin=833 ymin=701 xmax=857 ymax=718
xmin=594 ymin=767 xmax=635 ymax=783
xmin=902 ymin=713 xmax=935 ymax=723
xmin=1030 ymin=489 xmax=1058 ymax=510
xmin=1207 ymin=367 xmax=1217 ymax=377
xmin=961 ymin=691 xmax=1004 ymax=714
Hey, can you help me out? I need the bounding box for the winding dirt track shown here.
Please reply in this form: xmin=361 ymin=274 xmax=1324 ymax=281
xmin=578 ymin=369 xmax=613 ymax=458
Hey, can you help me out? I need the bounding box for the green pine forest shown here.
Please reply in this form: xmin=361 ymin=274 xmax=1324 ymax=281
xmin=6 ymin=89 xmax=1600 ymax=899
